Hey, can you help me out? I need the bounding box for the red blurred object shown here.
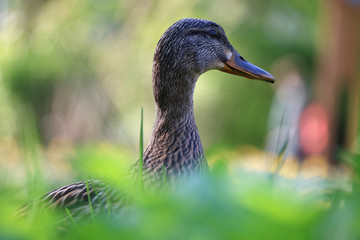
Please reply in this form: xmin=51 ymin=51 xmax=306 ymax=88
xmin=300 ymin=103 xmax=329 ymax=155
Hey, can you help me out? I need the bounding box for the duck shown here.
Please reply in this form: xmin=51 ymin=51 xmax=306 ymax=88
xmin=16 ymin=18 xmax=274 ymax=219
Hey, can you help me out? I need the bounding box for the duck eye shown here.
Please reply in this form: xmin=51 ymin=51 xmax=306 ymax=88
xmin=208 ymin=30 xmax=218 ymax=37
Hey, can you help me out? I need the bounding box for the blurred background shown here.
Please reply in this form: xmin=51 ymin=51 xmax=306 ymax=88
xmin=0 ymin=0 xmax=359 ymax=190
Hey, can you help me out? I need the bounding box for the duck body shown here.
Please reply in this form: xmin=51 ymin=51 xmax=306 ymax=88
xmin=17 ymin=18 xmax=274 ymax=218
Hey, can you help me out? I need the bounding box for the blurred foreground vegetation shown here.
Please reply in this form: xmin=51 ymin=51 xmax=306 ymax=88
xmin=0 ymin=145 xmax=359 ymax=240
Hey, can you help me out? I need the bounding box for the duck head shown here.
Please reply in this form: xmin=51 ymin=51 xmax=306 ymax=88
xmin=153 ymin=18 xmax=275 ymax=116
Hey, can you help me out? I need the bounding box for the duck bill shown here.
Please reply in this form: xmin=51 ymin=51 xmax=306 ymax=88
xmin=220 ymin=50 xmax=275 ymax=83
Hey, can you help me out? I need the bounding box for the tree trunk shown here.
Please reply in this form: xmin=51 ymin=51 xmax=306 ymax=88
xmin=314 ymin=0 xmax=360 ymax=160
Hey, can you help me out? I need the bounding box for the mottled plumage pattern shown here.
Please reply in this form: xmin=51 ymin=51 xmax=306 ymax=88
xmin=141 ymin=110 xmax=208 ymax=185
xmin=16 ymin=180 xmax=127 ymax=220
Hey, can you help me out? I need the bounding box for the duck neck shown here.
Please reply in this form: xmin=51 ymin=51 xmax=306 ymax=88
xmin=143 ymin=72 xmax=207 ymax=179
xmin=153 ymin=70 xmax=198 ymax=118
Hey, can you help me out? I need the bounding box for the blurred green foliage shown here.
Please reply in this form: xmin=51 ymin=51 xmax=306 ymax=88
xmin=2 ymin=148 xmax=360 ymax=240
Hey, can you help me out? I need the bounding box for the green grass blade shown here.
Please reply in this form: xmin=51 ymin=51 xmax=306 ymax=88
xmin=85 ymin=179 xmax=95 ymax=220
xmin=272 ymin=110 xmax=289 ymax=176
xmin=89 ymin=178 xmax=113 ymax=217
xmin=274 ymin=110 xmax=286 ymax=160
xmin=273 ymin=137 xmax=289 ymax=176
xmin=106 ymin=196 xmax=113 ymax=217
xmin=139 ymin=107 xmax=144 ymax=189
xmin=65 ymin=208 xmax=76 ymax=225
